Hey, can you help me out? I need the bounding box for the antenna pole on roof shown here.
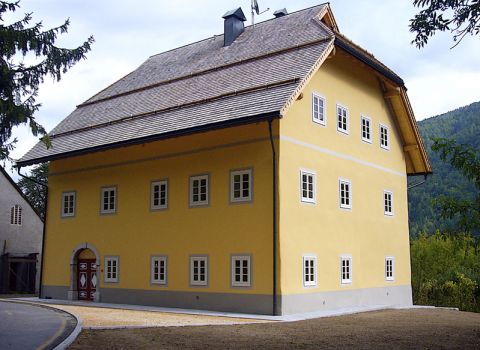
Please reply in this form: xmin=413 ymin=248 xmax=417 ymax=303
xmin=251 ymin=0 xmax=269 ymax=28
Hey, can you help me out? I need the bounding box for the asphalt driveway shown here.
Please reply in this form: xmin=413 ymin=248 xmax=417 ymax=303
xmin=0 ymin=300 xmax=77 ymax=350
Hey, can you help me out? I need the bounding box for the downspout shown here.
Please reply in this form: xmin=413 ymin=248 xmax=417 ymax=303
xmin=17 ymin=167 xmax=48 ymax=299
xmin=407 ymin=174 xmax=428 ymax=189
xmin=268 ymin=119 xmax=278 ymax=316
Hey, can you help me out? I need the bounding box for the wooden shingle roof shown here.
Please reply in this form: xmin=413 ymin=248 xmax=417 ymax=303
xmin=18 ymin=3 xmax=431 ymax=174
xmin=19 ymin=4 xmax=334 ymax=165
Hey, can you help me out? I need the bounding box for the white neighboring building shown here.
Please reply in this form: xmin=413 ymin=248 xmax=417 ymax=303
xmin=0 ymin=166 xmax=43 ymax=293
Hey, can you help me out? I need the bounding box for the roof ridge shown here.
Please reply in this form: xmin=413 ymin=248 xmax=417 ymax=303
xmin=147 ymin=3 xmax=329 ymax=60
xmin=53 ymin=78 xmax=300 ymax=139
xmin=81 ymin=3 xmax=329 ymax=105
xmin=77 ymin=37 xmax=332 ymax=109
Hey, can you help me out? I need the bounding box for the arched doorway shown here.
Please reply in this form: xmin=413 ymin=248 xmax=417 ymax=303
xmin=68 ymin=243 xmax=100 ymax=302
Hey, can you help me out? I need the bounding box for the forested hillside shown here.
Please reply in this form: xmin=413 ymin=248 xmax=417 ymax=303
xmin=408 ymin=101 xmax=480 ymax=237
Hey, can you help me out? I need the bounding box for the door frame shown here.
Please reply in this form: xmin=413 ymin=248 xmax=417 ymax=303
xmin=68 ymin=242 xmax=101 ymax=301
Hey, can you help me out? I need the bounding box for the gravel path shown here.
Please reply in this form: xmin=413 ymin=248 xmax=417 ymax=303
xmin=69 ymin=309 xmax=480 ymax=349
xmin=41 ymin=303 xmax=265 ymax=328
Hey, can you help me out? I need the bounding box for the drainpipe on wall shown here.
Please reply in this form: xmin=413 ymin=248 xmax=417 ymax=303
xmin=268 ymin=119 xmax=278 ymax=316
xmin=17 ymin=167 xmax=48 ymax=299
xmin=407 ymin=173 xmax=428 ymax=189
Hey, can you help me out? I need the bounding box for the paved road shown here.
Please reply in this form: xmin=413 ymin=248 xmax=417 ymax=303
xmin=0 ymin=300 xmax=77 ymax=350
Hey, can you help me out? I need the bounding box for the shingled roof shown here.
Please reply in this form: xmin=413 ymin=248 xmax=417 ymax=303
xmin=18 ymin=3 xmax=430 ymax=174
xmin=18 ymin=4 xmax=335 ymax=165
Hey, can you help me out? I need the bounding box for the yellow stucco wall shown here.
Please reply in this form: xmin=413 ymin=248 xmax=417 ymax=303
xmin=43 ymin=123 xmax=277 ymax=295
xmin=42 ymin=49 xmax=413 ymax=305
xmin=278 ymin=50 xmax=411 ymax=295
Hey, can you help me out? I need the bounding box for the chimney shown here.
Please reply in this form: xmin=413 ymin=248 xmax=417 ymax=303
xmin=273 ymin=8 xmax=288 ymax=18
xmin=222 ymin=7 xmax=247 ymax=46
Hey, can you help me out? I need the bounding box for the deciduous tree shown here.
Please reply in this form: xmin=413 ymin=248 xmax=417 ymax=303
xmin=431 ymin=138 xmax=480 ymax=235
xmin=410 ymin=0 xmax=480 ymax=48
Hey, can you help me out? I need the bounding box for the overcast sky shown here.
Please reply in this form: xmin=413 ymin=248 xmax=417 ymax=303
xmin=3 ymin=0 xmax=480 ymax=178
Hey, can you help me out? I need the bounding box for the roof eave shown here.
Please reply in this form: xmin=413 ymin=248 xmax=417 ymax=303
xmin=334 ymin=37 xmax=404 ymax=87
xmin=16 ymin=111 xmax=281 ymax=167
xmin=332 ymin=37 xmax=431 ymax=175
xmin=0 ymin=166 xmax=44 ymax=221
xmin=400 ymin=89 xmax=433 ymax=174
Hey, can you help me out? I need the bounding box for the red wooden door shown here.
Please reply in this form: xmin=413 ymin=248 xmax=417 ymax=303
xmin=77 ymin=259 xmax=97 ymax=301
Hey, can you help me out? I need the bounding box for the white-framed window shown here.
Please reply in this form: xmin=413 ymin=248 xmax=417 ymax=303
xmin=190 ymin=256 xmax=208 ymax=286
xmin=151 ymin=256 xmax=167 ymax=284
xmin=300 ymin=170 xmax=316 ymax=203
xmin=385 ymin=257 xmax=395 ymax=281
xmin=336 ymin=104 xmax=349 ymax=134
xmin=380 ymin=124 xmax=390 ymax=150
xmin=101 ymin=186 xmax=117 ymax=214
xmin=104 ymin=256 xmax=119 ymax=283
xmin=10 ymin=205 xmax=22 ymax=225
xmin=231 ymin=255 xmax=251 ymax=287
xmin=230 ymin=169 xmax=252 ymax=203
xmin=61 ymin=191 xmax=76 ymax=217
xmin=339 ymin=179 xmax=352 ymax=209
xmin=361 ymin=116 xmax=372 ymax=143
xmin=151 ymin=180 xmax=168 ymax=210
xmin=312 ymin=93 xmax=326 ymax=126
xmin=384 ymin=190 xmax=394 ymax=216
xmin=340 ymin=255 xmax=352 ymax=284
xmin=189 ymin=175 xmax=209 ymax=206
xmin=303 ymin=255 xmax=317 ymax=287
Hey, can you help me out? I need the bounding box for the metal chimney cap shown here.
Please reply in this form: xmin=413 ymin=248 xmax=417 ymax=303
xmin=273 ymin=8 xmax=288 ymax=18
xmin=222 ymin=7 xmax=247 ymax=21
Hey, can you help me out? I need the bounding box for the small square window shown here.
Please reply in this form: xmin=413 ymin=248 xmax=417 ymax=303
xmin=385 ymin=257 xmax=395 ymax=281
xmin=300 ymin=170 xmax=316 ymax=203
xmin=190 ymin=256 xmax=208 ymax=286
xmin=101 ymin=186 xmax=117 ymax=214
xmin=303 ymin=255 xmax=317 ymax=287
xmin=340 ymin=256 xmax=352 ymax=284
xmin=230 ymin=169 xmax=252 ymax=203
xmin=312 ymin=93 xmax=326 ymax=126
xmin=62 ymin=191 xmax=76 ymax=217
xmin=384 ymin=190 xmax=394 ymax=216
xmin=105 ymin=256 xmax=119 ymax=283
xmin=151 ymin=256 xmax=167 ymax=284
xmin=337 ymin=104 xmax=349 ymax=134
xmin=189 ymin=175 xmax=209 ymax=206
xmin=10 ymin=205 xmax=22 ymax=225
xmin=151 ymin=180 xmax=168 ymax=210
xmin=361 ymin=116 xmax=372 ymax=143
xmin=380 ymin=124 xmax=390 ymax=150
xmin=231 ymin=255 xmax=251 ymax=287
xmin=339 ymin=179 xmax=352 ymax=209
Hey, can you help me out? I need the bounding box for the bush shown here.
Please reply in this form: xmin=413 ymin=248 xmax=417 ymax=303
xmin=411 ymin=233 xmax=480 ymax=312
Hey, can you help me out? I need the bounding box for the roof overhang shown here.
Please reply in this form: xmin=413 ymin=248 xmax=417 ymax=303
xmin=334 ymin=36 xmax=405 ymax=86
xmin=318 ymin=5 xmax=339 ymax=32
xmin=16 ymin=111 xmax=281 ymax=168
xmin=332 ymin=37 xmax=431 ymax=175
xmin=0 ymin=166 xmax=44 ymax=220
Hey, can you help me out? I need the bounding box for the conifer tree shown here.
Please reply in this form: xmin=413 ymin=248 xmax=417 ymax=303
xmin=17 ymin=162 xmax=47 ymax=219
xmin=0 ymin=1 xmax=94 ymax=160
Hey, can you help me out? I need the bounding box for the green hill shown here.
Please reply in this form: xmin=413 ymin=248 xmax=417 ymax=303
xmin=408 ymin=101 xmax=480 ymax=237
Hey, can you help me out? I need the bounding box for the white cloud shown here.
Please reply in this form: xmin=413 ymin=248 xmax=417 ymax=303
xmin=408 ymin=69 xmax=480 ymax=120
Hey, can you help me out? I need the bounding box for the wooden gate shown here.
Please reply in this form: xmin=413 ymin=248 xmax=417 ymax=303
xmin=0 ymin=253 xmax=37 ymax=294
xmin=77 ymin=258 xmax=97 ymax=301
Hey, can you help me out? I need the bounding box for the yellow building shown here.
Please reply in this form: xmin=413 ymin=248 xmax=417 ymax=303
xmin=18 ymin=4 xmax=431 ymax=315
